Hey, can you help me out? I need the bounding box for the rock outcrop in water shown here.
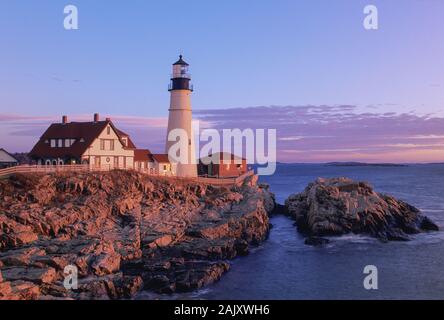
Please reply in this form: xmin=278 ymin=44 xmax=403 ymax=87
xmin=285 ymin=177 xmax=439 ymax=245
xmin=0 ymin=171 xmax=274 ymax=299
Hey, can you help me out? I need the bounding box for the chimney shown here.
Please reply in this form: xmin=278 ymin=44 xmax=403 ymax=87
xmin=62 ymin=115 xmax=68 ymax=124
xmin=94 ymin=113 xmax=99 ymax=122
xmin=106 ymin=117 xmax=111 ymax=122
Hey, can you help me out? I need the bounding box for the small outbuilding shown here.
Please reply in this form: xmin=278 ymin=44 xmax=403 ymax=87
xmin=198 ymin=152 xmax=247 ymax=178
xmin=152 ymin=154 xmax=174 ymax=176
xmin=0 ymin=148 xmax=19 ymax=169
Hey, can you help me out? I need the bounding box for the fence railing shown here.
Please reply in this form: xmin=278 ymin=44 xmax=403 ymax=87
xmin=0 ymin=164 xmax=91 ymax=177
xmin=195 ymin=170 xmax=254 ymax=186
xmin=0 ymin=165 xmax=254 ymax=186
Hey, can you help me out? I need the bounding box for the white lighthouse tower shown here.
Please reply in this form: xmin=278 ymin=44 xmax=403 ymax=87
xmin=165 ymin=55 xmax=197 ymax=178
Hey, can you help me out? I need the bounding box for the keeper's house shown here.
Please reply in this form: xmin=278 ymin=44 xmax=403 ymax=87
xmin=0 ymin=148 xmax=19 ymax=169
xmin=29 ymin=114 xmax=136 ymax=168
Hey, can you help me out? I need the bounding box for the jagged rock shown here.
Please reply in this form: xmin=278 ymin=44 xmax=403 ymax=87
xmin=285 ymin=177 xmax=439 ymax=243
xmin=91 ymin=253 xmax=121 ymax=276
xmin=3 ymin=280 xmax=41 ymax=300
xmin=77 ymin=276 xmax=115 ymax=300
xmin=0 ymin=170 xmax=274 ymax=299
xmin=145 ymin=275 xmax=175 ymax=294
xmin=144 ymin=234 xmax=174 ymax=249
xmin=0 ymin=216 xmax=38 ymax=249
xmin=1 ymin=267 xmax=57 ymax=284
xmin=0 ymin=282 xmax=13 ymax=298
xmin=113 ymin=275 xmax=143 ymax=298
xmin=420 ymin=216 xmax=440 ymax=231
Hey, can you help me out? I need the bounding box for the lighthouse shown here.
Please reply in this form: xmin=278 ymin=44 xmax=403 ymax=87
xmin=165 ymin=55 xmax=197 ymax=178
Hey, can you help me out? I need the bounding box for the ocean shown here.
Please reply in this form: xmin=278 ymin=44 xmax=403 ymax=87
xmin=139 ymin=163 xmax=444 ymax=300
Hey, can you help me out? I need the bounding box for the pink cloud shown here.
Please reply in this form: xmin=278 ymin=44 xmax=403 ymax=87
xmin=195 ymin=106 xmax=444 ymax=163
xmin=1 ymin=106 xmax=444 ymax=163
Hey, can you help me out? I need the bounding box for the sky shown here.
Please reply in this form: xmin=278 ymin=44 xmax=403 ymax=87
xmin=0 ymin=0 xmax=444 ymax=162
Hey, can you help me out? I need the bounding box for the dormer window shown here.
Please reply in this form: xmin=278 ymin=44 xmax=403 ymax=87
xmin=65 ymin=139 xmax=76 ymax=147
xmin=122 ymin=137 xmax=127 ymax=147
xmin=80 ymin=138 xmax=85 ymax=143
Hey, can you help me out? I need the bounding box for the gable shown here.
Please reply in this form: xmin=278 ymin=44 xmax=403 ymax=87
xmin=0 ymin=149 xmax=18 ymax=163
xmin=86 ymin=123 xmax=134 ymax=156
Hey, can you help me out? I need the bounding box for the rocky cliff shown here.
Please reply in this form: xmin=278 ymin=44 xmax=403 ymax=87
xmin=0 ymin=171 xmax=274 ymax=300
xmin=285 ymin=177 xmax=439 ymax=245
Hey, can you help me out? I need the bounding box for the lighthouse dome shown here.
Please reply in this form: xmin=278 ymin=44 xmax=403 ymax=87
xmin=173 ymin=55 xmax=189 ymax=66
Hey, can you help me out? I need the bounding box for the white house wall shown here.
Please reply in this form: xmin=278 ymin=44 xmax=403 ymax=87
xmin=82 ymin=123 xmax=134 ymax=169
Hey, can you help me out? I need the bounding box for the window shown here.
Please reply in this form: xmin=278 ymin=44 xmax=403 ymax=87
xmin=107 ymin=126 xmax=111 ymax=135
xmin=58 ymin=139 xmax=63 ymax=147
xmin=100 ymin=139 xmax=114 ymax=151
xmin=65 ymin=139 xmax=71 ymax=147
xmin=163 ymin=165 xmax=167 ymax=171
xmin=50 ymin=140 xmax=56 ymax=148
xmin=122 ymin=138 xmax=127 ymax=147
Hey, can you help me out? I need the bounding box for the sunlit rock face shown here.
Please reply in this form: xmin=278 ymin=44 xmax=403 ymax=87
xmin=285 ymin=177 xmax=439 ymax=244
xmin=0 ymin=171 xmax=274 ymax=299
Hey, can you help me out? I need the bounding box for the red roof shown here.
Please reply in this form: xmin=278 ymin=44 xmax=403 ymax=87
xmin=30 ymin=120 xmax=135 ymax=159
xmin=115 ymin=128 xmax=137 ymax=149
xmin=152 ymin=154 xmax=170 ymax=163
xmin=134 ymin=149 xmax=154 ymax=162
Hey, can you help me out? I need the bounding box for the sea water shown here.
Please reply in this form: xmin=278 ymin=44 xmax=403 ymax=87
xmin=138 ymin=164 xmax=444 ymax=300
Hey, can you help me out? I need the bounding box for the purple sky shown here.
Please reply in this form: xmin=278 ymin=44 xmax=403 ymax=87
xmin=2 ymin=106 xmax=444 ymax=163
xmin=1 ymin=1 xmax=444 ymax=162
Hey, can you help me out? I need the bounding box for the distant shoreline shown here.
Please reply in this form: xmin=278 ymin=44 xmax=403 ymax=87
xmin=324 ymin=162 xmax=408 ymax=167
xmin=256 ymin=162 xmax=444 ymax=168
